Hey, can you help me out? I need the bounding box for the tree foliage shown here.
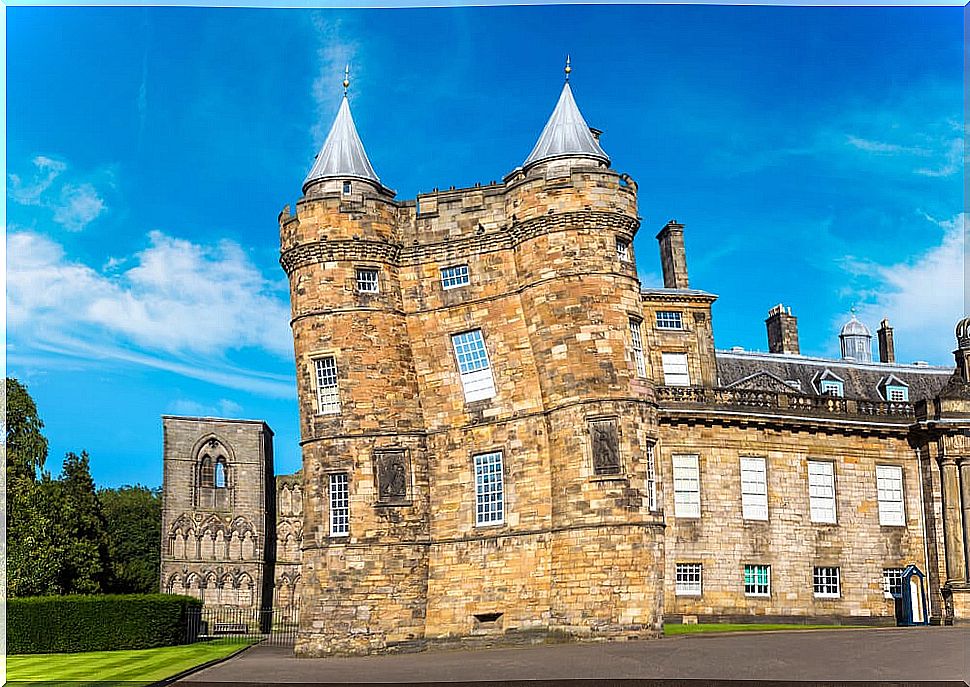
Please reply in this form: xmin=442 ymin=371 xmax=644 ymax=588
xmin=100 ymin=486 xmax=162 ymax=594
xmin=6 ymin=377 xmax=48 ymax=481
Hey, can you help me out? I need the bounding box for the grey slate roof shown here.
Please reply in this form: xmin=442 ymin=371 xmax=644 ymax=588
xmin=304 ymin=96 xmax=381 ymax=192
xmin=716 ymin=350 xmax=954 ymax=402
xmin=524 ymin=82 xmax=609 ymax=168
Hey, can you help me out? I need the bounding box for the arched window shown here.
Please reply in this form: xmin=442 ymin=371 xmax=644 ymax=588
xmin=200 ymin=455 xmax=214 ymax=487
xmin=214 ymin=460 xmax=227 ymax=488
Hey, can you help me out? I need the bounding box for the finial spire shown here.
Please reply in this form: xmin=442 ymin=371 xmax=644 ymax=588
xmin=343 ymin=64 xmax=350 ymax=96
xmin=564 ymin=54 xmax=571 ymax=82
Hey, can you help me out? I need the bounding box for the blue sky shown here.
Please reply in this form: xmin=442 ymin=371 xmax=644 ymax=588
xmin=6 ymin=5 xmax=965 ymax=488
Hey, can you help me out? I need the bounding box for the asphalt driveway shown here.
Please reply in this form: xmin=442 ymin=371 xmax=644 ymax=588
xmin=180 ymin=627 xmax=969 ymax=684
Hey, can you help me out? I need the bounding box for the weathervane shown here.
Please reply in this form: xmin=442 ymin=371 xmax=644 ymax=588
xmin=343 ymin=64 xmax=350 ymax=95
xmin=564 ymin=54 xmax=572 ymax=82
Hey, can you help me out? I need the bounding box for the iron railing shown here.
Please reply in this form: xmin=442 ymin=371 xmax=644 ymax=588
xmin=185 ymin=605 xmax=299 ymax=646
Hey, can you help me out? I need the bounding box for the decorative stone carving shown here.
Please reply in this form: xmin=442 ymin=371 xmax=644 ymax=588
xmin=374 ymin=449 xmax=410 ymax=503
xmin=589 ymin=418 xmax=621 ymax=475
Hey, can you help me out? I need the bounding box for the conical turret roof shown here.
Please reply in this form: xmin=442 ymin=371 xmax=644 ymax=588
xmin=523 ymin=82 xmax=609 ymax=169
xmin=303 ymin=95 xmax=382 ymax=192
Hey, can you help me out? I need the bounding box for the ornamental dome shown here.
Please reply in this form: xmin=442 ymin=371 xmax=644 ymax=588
xmin=957 ymin=316 xmax=970 ymax=350
xmin=840 ymin=313 xmax=871 ymax=338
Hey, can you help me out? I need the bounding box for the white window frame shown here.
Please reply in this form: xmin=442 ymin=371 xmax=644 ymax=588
xmin=820 ymin=379 xmax=844 ymax=397
xmin=661 ymin=352 xmax=691 ymax=387
xmin=329 ymin=473 xmax=350 ymax=537
xmin=440 ymin=264 xmax=470 ymax=290
xmin=629 ymin=318 xmax=646 ymax=378
xmin=355 ymin=268 xmax=380 ymax=293
xmin=672 ymin=454 xmax=700 ymax=519
xmin=813 ymin=566 xmax=840 ymax=598
xmin=808 ymin=460 xmax=837 ymax=524
xmin=886 ymin=385 xmax=909 ymax=402
xmin=876 ymin=464 xmax=905 ymax=527
xmin=473 ymin=451 xmax=504 ymax=526
xmin=616 ymin=238 xmax=631 ymax=262
xmin=452 ymin=329 xmax=496 ymax=402
xmin=744 ymin=564 xmax=771 ymax=597
xmin=342 ymin=180 xmax=352 ymax=196
xmin=646 ymin=442 xmax=657 ymax=512
xmin=313 ymin=356 xmax=341 ymax=415
xmin=675 ymin=563 xmax=702 ymax=596
xmin=740 ymin=456 xmax=768 ymax=521
xmin=882 ymin=567 xmax=904 ymax=599
xmin=656 ymin=311 xmax=684 ymax=330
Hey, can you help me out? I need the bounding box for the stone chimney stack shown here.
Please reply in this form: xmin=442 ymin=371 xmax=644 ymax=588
xmin=656 ymin=220 xmax=689 ymax=289
xmin=765 ymin=304 xmax=800 ymax=355
xmin=877 ymin=318 xmax=896 ymax=364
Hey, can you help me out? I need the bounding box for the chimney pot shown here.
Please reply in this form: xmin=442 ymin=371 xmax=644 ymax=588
xmin=877 ymin=318 xmax=896 ymax=364
xmin=655 ymin=221 xmax=689 ymax=289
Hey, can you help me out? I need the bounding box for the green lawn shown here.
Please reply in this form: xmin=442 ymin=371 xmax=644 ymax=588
xmin=6 ymin=640 xmax=257 ymax=684
xmin=665 ymin=622 xmax=848 ymax=635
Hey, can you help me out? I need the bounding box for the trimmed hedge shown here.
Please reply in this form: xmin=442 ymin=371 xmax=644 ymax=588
xmin=8 ymin=594 xmax=202 ymax=654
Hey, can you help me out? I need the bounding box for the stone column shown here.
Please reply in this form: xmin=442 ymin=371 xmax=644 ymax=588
xmin=941 ymin=458 xmax=967 ymax=582
xmin=960 ymin=458 xmax=970 ymax=577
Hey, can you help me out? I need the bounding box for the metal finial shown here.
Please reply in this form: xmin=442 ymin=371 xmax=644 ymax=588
xmin=343 ymin=65 xmax=350 ymax=95
xmin=564 ymin=55 xmax=571 ymax=81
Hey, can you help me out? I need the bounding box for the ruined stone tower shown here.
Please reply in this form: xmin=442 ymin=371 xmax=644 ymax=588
xmin=279 ymin=67 xmax=664 ymax=655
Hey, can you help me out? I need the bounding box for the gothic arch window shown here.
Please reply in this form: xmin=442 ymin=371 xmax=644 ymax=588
xmin=195 ymin=437 xmax=233 ymax=510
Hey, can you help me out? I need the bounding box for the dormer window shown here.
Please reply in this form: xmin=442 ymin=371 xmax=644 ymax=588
xmin=886 ymin=386 xmax=908 ymax=402
xmin=820 ymin=380 xmax=844 ymax=397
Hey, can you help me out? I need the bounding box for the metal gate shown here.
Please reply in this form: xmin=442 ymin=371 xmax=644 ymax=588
xmin=185 ymin=605 xmax=299 ymax=646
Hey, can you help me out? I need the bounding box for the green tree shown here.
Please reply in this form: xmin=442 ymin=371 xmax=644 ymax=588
xmin=7 ymin=476 xmax=64 ymax=596
xmin=6 ymin=378 xmax=48 ymax=481
xmin=55 ymin=451 xmax=112 ymax=594
xmin=99 ymin=485 xmax=162 ymax=594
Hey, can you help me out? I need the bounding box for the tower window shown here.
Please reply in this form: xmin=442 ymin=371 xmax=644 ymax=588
xmin=646 ymin=442 xmax=658 ymax=512
xmin=616 ymin=238 xmax=631 ymax=262
xmin=452 ymin=329 xmax=496 ymax=402
xmin=629 ymin=318 xmax=646 ymax=378
xmin=329 ymin=473 xmax=350 ymax=537
xmin=356 ymin=268 xmax=379 ymax=293
xmin=440 ymin=264 xmax=470 ymax=290
xmin=213 ymin=461 xmax=227 ymax=489
xmin=342 ymin=181 xmax=352 ymax=195
xmin=656 ymin=311 xmax=683 ymax=330
xmin=473 ymin=451 xmax=504 ymax=526
xmin=314 ymin=356 xmax=341 ymax=415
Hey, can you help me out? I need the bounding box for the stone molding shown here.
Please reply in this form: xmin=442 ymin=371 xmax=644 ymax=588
xmin=279 ymin=211 xmax=640 ymax=275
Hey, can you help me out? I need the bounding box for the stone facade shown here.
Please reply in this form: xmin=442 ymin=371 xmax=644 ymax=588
xmin=160 ymin=75 xmax=970 ymax=653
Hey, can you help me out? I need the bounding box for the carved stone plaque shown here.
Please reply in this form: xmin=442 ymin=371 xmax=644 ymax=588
xmin=374 ymin=449 xmax=410 ymax=503
xmin=589 ymin=419 xmax=621 ymax=475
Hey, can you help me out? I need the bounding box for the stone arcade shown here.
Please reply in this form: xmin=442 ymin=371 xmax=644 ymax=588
xmin=160 ymin=68 xmax=970 ymax=655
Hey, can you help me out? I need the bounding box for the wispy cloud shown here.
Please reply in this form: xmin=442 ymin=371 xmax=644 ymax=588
xmin=168 ymin=398 xmax=244 ymax=418
xmin=8 ymin=156 xmax=107 ymax=231
xmin=841 ymin=212 xmax=966 ymax=364
xmin=309 ymin=12 xmax=359 ymax=146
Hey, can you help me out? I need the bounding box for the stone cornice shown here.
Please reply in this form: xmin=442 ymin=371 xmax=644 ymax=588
xmin=279 ymin=211 xmax=640 ymax=275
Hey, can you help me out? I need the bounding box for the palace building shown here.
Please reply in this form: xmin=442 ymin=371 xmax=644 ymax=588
xmin=160 ymin=66 xmax=970 ymax=655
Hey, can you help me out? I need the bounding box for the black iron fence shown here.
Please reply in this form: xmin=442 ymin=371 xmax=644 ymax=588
xmin=185 ymin=605 xmax=299 ymax=646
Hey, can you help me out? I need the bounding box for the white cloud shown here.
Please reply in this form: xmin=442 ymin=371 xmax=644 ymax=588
xmin=845 ymin=213 xmax=966 ymax=364
xmin=309 ymin=13 xmax=359 ymax=146
xmin=8 ymin=155 xmax=67 ymax=205
xmin=53 ymin=183 xmax=106 ymax=231
xmin=169 ymin=398 xmax=244 ymax=418
xmin=8 ymin=156 xmax=107 ymax=230
xmin=7 ymin=230 xmax=295 ymax=396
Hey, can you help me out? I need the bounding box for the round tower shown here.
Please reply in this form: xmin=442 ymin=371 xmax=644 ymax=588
xmin=502 ymin=61 xmax=664 ymax=637
xmin=280 ymin=74 xmax=429 ymax=656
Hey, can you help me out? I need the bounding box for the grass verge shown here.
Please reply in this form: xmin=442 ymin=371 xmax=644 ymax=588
xmin=6 ymin=639 xmax=258 ymax=684
xmin=665 ymin=623 xmax=849 ymax=636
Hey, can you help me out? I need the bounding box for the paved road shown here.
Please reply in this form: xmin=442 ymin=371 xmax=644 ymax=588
xmin=181 ymin=627 xmax=969 ymax=684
